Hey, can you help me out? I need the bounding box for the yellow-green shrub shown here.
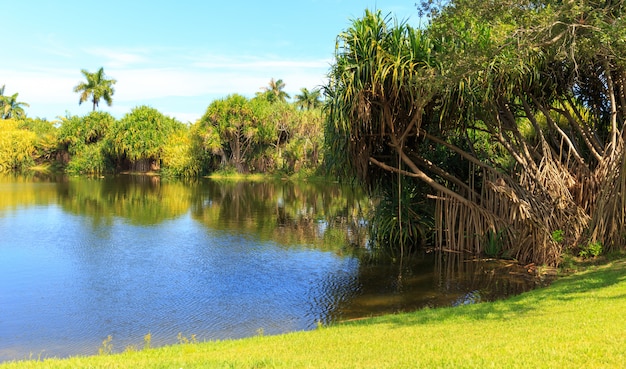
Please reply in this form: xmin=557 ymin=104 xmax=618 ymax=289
xmin=0 ymin=119 xmax=36 ymax=172
xmin=160 ymin=129 xmax=200 ymax=178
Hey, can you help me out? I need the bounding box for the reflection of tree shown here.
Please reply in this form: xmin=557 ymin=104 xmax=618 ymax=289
xmin=326 ymin=252 xmax=548 ymax=322
xmin=56 ymin=175 xmax=191 ymax=226
xmin=0 ymin=174 xmax=60 ymax=214
xmin=3 ymin=174 xmax=369 ymax=252
xmin=433 ymin=252 xmax=546 ymax=304
xmin=189 ymin=180 xmax=369 ymax=252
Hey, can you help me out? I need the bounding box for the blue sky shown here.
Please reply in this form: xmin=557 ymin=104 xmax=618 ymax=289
xmin=2 ymin=1 xmax=418 ymax=123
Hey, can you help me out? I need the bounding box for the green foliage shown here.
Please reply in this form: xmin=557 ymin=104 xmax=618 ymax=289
xmin=294 ymin=87 xmax=322 ymax=110
xmin=108 ymin=106 xmax=184 ymax=170
xmin=257 ymin=78 xmax=290 ymax=103
xmin=551 ymin=229 xmax=564 ymax=243
xmin=579 ymin=241 xmax=603 ymax=259
xmin=73 ymin=67 xmax=116 ymax=111
xmin=0 ymin=119 xmax=36 ymax=172
xmin=17 ymin=118 xmax=58 ymax=164
xmin=484 ymin=229 xmax=504 ymax=257
xmin=0 ymin=88 xmax=29 ymax=119
xmin=58 ymin=112 xmax=116 ymax=174
xmin=58 ymin=112 xmax=114 ymax=153
xmin=193 ymin=94 xmax=323 ymax=175
xmin=194 ymin=94 xmax=260 ymax=172
xmin=65 ymin=141 xmax=109 ymax=174
xmin=160 ymin=128 xmax=200 ymax=178
xmin=369 ymin=179 xmax=432 ymax=257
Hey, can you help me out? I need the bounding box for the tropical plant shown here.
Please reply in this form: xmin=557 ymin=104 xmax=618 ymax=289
xmin=294 ymin=88 xmax=322 ymax=110
xmin=0 ymin=88 xmax=30 ymax=119
xmin=194 ymin=94 xmax=273 ymax=173
xmin=258 ymin=78 xmax=290 ymax=103
xmin=325 ymin=3 xmax=626 ymax=266
xmin=368 ymin=179 xmax=433 ymax=258
xmin=17 ymin=117 xmax=58 ymax=164
xmin=161 ymin=128 xmax=200 ymax=178
xmin=73 ymin=67 xmax=117 ymax=111
xmin=107 ymin=106 xmax=184 ymax=172
xmin=0 ymin=119 xmax=36 ymax=172
xmin=58 ymin=112 xmax=116 ymax=174
xmin=579 ymin=242 xmax=603 ymax=259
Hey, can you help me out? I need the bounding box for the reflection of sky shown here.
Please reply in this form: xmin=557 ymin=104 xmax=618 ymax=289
xmin=0 ymin=203 xmax=360 ymax=361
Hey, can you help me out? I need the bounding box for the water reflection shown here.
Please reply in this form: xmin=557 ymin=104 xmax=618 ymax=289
xmin=0 ymin=175 xmax=545 ymax=362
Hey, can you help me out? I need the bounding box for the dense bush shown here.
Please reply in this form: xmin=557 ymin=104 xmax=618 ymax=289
xmin=58 ymin=112 xmax=116 ymax=174
xmin=107 ymin=106 xmax=184 ymax=172
xmin=0 ymin=119 xmax=36 ymax=172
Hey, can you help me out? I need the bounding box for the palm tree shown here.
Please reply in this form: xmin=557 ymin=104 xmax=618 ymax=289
xmin=0 ymin=85 xmax=5 ymax=115
xmin=294 ymin=87 xmax=322 ymax=110
xmin=0 ymin=91 xmax=29 ymax=119
xmin=73 ymin=67 xmax=117 ymax=111
xmin=260 ymin=78 xmax=290 ymax=103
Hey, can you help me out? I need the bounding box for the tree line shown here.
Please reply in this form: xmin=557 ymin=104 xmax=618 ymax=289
xmin=0 ymin=72 xmax=324 ymax=177
xmin=4 ymin=0 xmax=626 ymax=266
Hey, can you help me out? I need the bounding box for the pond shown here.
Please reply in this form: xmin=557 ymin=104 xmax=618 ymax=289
xmin=0 ymin=174 xmax=546 ymax=361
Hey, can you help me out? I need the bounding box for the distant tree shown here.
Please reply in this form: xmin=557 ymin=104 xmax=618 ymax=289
xmin=259 ymin=78 xmax=290 ymax=103
xmin=294 ymin=87 xmax=322 ymax=110
xmin=0 ymin=89 xmax=30 ymax=119
xmin=107 ymin=105 xmax=183 ymax=172
xmin=196 ymin=94 xmax=260 ymax=172
xmin=73 ymin=67 xmax=117 ymax=111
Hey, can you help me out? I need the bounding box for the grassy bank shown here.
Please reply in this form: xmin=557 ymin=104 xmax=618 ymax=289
xmin=3 ymin=260 xmax=626 ymax=368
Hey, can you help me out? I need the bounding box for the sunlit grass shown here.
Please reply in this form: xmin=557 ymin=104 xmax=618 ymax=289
xmin=3 ymin=260 xmax=626 ymax=368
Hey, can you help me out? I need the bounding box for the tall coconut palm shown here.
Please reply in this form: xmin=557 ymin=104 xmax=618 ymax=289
xmin=0 ymin=92 xmax=29 ymax=119
xmin=73 ymin=67 xmax=117 ymax=111
xmin=260 ymin=78 xmax=290 ymax=103
xmin=294 ymin=87 xmax=322 ymax=110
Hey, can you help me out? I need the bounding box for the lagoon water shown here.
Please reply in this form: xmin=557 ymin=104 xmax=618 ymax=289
xmin=0 ymin=175 xmax=542 ymax=361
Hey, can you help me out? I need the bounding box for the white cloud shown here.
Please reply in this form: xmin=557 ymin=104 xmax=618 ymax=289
xmin=2 ymin=46 xmax=333 ymax=122
xmin=84 ymin=47 xmax=149 ymax=68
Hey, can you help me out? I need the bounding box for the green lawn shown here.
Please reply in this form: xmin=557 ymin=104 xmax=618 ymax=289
xmin=3 ymin=260 xmax=626 ymax=368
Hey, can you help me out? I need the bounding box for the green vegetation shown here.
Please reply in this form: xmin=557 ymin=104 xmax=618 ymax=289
xmin=0 ymin=85 xmax=29 ymax=119
xmin=3 ymin=260 xmax=626 ymax=368
xmin=324 ymin=1 xmax=626 ymax=265
xmin=4 ymin=0 xmax=626 ymax=265
xmin=73 ymin=67 xmax=117 ymax=111
xmin=0 ymin=119 xmax=37 ymax=172
xmin=108 ymin=105 xmax=185 ymax=172
xmin=193 ymin=93 xmax=323 ymax=175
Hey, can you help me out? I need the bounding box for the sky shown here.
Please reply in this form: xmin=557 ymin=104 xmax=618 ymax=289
xmin=1 ymin=1 xmax=419 ymax=123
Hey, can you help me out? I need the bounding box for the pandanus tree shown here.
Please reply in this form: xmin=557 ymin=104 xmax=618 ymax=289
xmin=107 ymin=106 xmax=184 ymax=172
xmin=196 ymin=94 xmax=265 ymax=173
xmin=325 ymin=10 xmax=443 ymax=256
xmin=73 ymin=67 xmax=117 ymax=111
xmin=326 ymin=3 xmax=626 ymax=266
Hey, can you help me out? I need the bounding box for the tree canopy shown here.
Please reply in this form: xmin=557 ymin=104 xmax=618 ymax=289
xmin=0 ymin=85 xmax=29 ymax=119
xmin=325 ymin=2 xmax=626 ymax=265
xmin=73 ymin=67 xmax=117 ymax=111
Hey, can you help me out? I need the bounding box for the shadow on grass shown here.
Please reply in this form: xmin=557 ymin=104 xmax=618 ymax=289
xmin=350 ymin=260 xmax=626 ymax=328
